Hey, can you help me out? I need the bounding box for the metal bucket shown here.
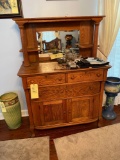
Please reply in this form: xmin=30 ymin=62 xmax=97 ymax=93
xmin=0 ymin=92 xmax=22 ymax=129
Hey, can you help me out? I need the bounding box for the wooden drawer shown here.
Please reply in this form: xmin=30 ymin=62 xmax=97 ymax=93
xmin=67 ymin=69 xmax=103 ymax=83
xmin=38 ymin=85 xmax=66 ymax=102
xmin=67 ymin=82 xmax=101 ymax=97
xmin=27 ymin=73 xmax=65 ymax=87
xmin=36 ymin=82 xmax=100 ymax=102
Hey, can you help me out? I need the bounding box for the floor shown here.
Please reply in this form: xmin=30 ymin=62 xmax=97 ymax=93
xmin=0 ymin=105 xmax=120 ymax=160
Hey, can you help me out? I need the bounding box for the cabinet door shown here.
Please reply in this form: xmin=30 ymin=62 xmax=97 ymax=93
xmin=31 ymin=99 xmax=67 ymax=129
xmin=67 ymin=95 xmax=100 ymax=123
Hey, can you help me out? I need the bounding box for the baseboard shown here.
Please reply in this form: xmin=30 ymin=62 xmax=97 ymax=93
xmin=0 ymin=110 xmax=28 ymax=120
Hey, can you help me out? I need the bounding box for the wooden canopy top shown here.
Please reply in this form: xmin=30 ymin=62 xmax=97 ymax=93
xmin=13 ymin=16 xmax=105 ymax=25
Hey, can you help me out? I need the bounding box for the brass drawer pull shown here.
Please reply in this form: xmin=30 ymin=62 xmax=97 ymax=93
xmin=58 ymin=78 xmax=62 ymax=81
xmin=71 ymin=76 xmax=75 ymax=80
xmin=89 ymin=87 xmax=93 ymax=90
xmin=97 ymin=73 xmax=101 ymax=77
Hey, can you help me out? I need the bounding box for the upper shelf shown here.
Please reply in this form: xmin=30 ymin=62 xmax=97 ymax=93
xmin=13 ymin=16 xmax=105 ymax=67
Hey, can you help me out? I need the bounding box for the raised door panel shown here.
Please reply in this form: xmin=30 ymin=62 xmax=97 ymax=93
xmin=92 ymin=94 xmax=100 ymax=119
xmin=31 ymin=99 xmax=67 ymax=129
xmin=67 ymin=95 xmax=99 ymax=123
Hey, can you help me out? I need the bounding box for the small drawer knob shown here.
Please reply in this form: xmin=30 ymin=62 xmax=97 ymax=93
xmin=71 ymin=76 xmax=75 ymax=80
xmin=89 ymin=87 xmax=93 ymax=90
xmin=58 ymin=78 xmax=62 ymax=81
xmin=97 ymin=73 xmax=101 ymax=77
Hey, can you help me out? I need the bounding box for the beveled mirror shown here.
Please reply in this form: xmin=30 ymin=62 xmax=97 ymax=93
xmin=36 ymin=30 xmax=80 ymax=53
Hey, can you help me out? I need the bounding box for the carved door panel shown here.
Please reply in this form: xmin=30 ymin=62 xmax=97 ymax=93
xmin=31 ymin=99 xmax=67 ymax=128
xmin=67 ymin=95 xmax=100 ymax=123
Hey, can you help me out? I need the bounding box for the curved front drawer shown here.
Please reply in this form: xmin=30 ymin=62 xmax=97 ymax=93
xmin=37 ymin=82 xmax=100 ymax=102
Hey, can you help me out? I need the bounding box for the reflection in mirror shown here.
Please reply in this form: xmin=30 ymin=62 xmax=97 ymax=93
xmin=36 ymin=30 xmax=80 ymax=54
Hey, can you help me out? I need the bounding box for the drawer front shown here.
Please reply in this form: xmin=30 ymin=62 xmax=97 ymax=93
xmin=38 ymin=85 xmax=66 ymax=101
xmin=67 ymin=70 xmax=103 ymax=83
xmin=37 ymin=82 xmax=100 ymax=102
xmin=67 ymin=82 xmax=101 ymax=97
xmin=27 ymin=73 xmax=65 ymax=87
